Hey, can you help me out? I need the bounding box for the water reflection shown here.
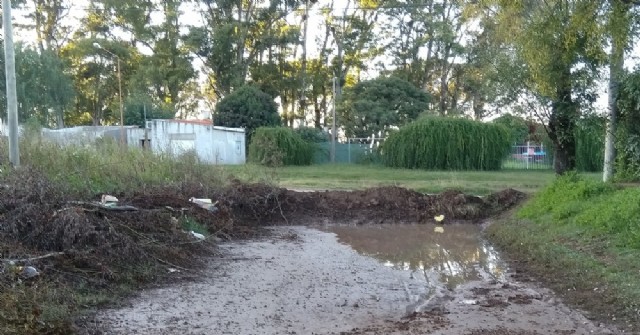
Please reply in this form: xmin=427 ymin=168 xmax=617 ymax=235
xmin=325 ymin=224 xmax=507 ymax=289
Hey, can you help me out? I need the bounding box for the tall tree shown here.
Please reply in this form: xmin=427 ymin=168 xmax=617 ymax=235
xmin=487 ymin=0 xmax=606 ymax=174
xmin=603 ymin=0 xmax=639 ymax=181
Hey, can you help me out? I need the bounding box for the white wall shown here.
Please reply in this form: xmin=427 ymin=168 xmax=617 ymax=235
xmin=145 ymin=120 xmax=246 ymax=165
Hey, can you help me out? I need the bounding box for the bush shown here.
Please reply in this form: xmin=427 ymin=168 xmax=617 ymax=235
xmin=382 ymin=117 xmax=511 ymax=170
xmin=248 ymin=127 xmax=314 ymax=166
xmin=294 ymin=126 xmax=329 ymax=143
xmin=575 ymin=117 xmax=605 ymax=172
xmin=214 ymin=85 xmax=281 ymax=141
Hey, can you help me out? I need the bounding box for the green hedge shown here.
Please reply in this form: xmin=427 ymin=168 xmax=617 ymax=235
xmin=382 ymin=117 xmax=511 ymax=170
xmin=573 ymin=116 xmax=605 ymax=172
xmin=248 ymin=127 xmax=314 ymax=166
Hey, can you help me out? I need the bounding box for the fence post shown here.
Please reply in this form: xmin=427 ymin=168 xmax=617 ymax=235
xmin=526 ymin=141 xmax=530 ymax=170
xmin=348 ymin=138 xmax=351 ymax=163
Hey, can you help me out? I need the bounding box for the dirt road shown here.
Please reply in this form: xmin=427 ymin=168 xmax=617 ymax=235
xmin=98 ymin=226 xmax=621 ymax=335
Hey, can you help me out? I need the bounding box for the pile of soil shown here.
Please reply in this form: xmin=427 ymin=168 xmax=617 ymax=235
xmin=221 ymin=184 xmax=526 ymax=225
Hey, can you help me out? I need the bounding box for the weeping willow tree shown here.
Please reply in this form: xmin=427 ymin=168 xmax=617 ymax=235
xmin=248 ymin=127 xmax=314 ymax=166
xmin=382 ymin=117 xmax=511 ymax=171
xmin=575 ymin=117 xmax=606 ymax=172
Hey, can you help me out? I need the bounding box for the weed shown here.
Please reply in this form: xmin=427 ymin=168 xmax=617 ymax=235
xmin=181 ymin=216 xmax=209 ymax=236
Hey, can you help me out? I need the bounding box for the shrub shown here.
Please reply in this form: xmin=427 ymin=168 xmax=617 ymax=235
xmin=214 ymin=85 xmax=281 ymax=141
xmin=382 ymin=117 xmax=511 ymax=170
xmin=294 ymin=126 xmax=329 ymax=143
xmin=248 ymin=127 xmax=314 ymax=166
xmin=575 ymin=117 xmax=605 ymax=172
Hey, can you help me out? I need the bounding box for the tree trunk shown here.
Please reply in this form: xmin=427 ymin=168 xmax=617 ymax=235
xmin=603 ymin=0 xmax=631 ymax=182
xmin=549 ymin=74 xmax=577 ymax=175
xmin=603 ymin=49 xmax=623 ymax=181
xmin=56 ymin=107 xmax=64 ymax=129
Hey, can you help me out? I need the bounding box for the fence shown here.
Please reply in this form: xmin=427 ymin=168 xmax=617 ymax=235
xmin=503 ymin=142 xmax=552 ymax=170
xmin=313 ymin=139 xmax=553 ymax=170
xmin=314 ymin=137 xmax=385 ymax=164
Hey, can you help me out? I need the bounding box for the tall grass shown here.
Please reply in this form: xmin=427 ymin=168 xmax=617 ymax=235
xmin=248 ymin=127 xmax=315 ymax=166
xmin=0 ymin=135 xmax=230 ymax=197
xmin=382 ymin=117 xmax=511 ymax=170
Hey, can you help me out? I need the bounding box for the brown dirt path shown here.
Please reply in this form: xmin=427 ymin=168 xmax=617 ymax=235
xmin=97 ymin=226 xmax=622 ymax=335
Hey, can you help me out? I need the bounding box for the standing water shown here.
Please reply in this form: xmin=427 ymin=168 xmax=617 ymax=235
xmin=326 ymin=224 xmax=507 ymax=290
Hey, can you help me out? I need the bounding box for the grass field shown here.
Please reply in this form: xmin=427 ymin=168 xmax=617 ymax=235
xmin=223 ymin=164 xmax=600 ymax=195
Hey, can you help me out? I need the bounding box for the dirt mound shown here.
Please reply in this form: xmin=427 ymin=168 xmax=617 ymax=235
xmin=219 ymin=184 xmax=526 ymax=225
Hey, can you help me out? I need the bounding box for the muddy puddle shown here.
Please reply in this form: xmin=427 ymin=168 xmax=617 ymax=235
xmin=326 ymin=224 xmax=507 ymax=290
xmin=97 ymin=226 xmax=621 ymax=335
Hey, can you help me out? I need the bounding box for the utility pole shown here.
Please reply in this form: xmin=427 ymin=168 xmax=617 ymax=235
xmin=300 ymin=0 xmax=309 ymax=117
xmin=3 ymin=0 xmax=20 ymax=167
xmin=143 ymin=103 xmax=149 ymax=149
xmin=331 ymin=77 xmax=337 ymax=163
xmin=329 ymin=19 xmax=345 ymax=164
xmin=93 ymin=43 xmax=125 ymax=145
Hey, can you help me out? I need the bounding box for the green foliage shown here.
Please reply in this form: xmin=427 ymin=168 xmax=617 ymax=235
xmin=215 ymin=86 xmax=281 ymax=140
xmin=492 ymin=114 xmax=529 ymax=144
xmin=518 ymin=173 xmax=616 ymax=221
xmin=518 ymin=174 xmax=640 ymax=249
xmin=124 ymin=93 xmax=175 ymax=127
xmin=382 ymin=117 xmax=511 ymax=171
xmin=0 ymin=44 xmax=75 ymax=127
xmin=575 ymin=116 xmax=605 ymax=172
xmin=339 ymin=76 xmax=431 ymax=138
xmin=293 ymin=126 xmax=329 ymax=143
xmin=249 ymin=127 xmax=314 ymax=166
xmin=5 ymin=137 xmax=227 ymax=197
xmin=615 ymin=68 xmax=640 ymax=180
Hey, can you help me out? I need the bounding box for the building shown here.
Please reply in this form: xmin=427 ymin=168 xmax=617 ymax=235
xmin=38 ymin=119 xmax=246 ymax=165
xmin=140 ymin=119 xmax=246 ymax=165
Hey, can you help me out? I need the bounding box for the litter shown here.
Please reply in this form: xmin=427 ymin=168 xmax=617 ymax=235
xmin=189 ymin=197 xmax=219 ymax=213
xmin=190 ymin=231 xmax=206 ymax=240
xmin=101 ymin=195 xmax=119 ymax=205
xmin=20 ymin=266 xmax=40 ymax=278
xmin=434 ymin=215 xmax=445 ymax=222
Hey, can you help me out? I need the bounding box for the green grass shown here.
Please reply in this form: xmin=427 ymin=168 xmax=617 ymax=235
xmin=223 ymin=163 xmax=600 ymax=195
xmin=487 ymin=175 xmax=640 ymax=331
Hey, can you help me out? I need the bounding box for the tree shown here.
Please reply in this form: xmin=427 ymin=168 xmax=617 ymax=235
xmin=615 ymin=67 xmax=640 ymax=180
xmin=603 ymin=0 xmax=638 ymax=181
xmin=492 ymin=114 xmax=529 ymax=145
xmin=486 ymin=0 xmax=606 ymax=174
xmin=339 ymin=76 xmax=431 ymax=138
xmin=214 ymin=85 xmax=281 ymax=140
xmin=0 ymin=44 xmax=75 ymax=127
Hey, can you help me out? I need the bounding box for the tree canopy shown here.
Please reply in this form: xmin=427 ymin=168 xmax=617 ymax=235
xmin=339 ymin=76 xmax=431 ymax=138
xmin=214 ymin=85 xmax=281 ymax=138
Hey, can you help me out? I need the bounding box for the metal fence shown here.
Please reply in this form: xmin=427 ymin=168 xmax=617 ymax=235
xmin=314 ymin=138 xmax=385 ymax=164
xmin=503 ymin=142 xmax=552 ymax=170
xmin=313 ymin=139 xmax=553 ymax=170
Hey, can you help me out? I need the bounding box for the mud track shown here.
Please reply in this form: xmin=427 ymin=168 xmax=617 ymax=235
xmin=97 ymin=227 xmax=622 ymax=335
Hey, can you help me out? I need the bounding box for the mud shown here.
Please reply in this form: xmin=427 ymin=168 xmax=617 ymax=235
xmin=97 ymin=226 xmax=622 ymax=335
